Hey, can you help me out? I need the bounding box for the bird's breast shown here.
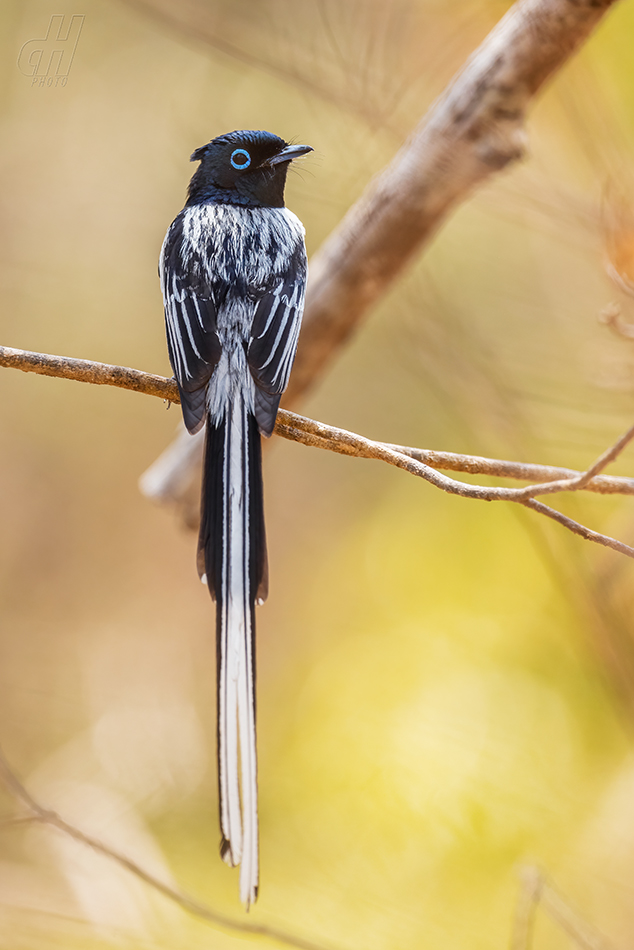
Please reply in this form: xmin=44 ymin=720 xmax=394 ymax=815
xmin=180 ymin=203 xmax=306 ymax=289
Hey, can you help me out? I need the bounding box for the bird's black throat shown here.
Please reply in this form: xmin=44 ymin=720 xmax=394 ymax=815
xmin=186 ymin=162 xmax=291 ymax=209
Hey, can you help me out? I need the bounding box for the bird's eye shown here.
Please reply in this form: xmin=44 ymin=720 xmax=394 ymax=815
xmin=230 ymin=148 xmax=251 ymax=170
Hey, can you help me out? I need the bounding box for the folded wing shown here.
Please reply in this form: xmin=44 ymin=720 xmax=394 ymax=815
xmin=247 ymin=252 xmax=306 ymax=437
xmin=160 ymin=215 xmax=222 ymax=434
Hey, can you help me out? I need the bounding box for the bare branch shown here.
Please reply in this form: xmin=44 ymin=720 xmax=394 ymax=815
xmin=2 ymin=346 xmax=634 ymax=559
xmin=511 ymin=867 xmax=542 ymax=950
xmin=540 ymin=881 xmax=616 ymax=950
xmin=574 ymin=421 xmax=634 ymax=487
xmin=276 ymin=412 xmax=634 ymax=498
xmin=0 ymin=345 xmax=175 ymax=401
xmin=0 ymin=745 xmax=336 ymax=950
xmin=4 ymin=344 xmax=634 ymax=493
xmin=377 ymin=445 xmax=634 ymax=496
xmin=512 ymin=867 xmax=618 ymax=950
xmin=139 ymin=424 xmax=207 ymax=528
xmin=521 ymin=499 xmax=634 ymax=560
xmin=0 ymin=815 xmax=42 ymax=828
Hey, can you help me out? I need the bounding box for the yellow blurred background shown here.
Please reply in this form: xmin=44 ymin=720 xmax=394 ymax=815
xmin=2 ymin=0 xmax=634 ymax=947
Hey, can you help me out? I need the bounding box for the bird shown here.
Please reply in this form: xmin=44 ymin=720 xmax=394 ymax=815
xmin=159 ymin=130 xmax=312 ymax=907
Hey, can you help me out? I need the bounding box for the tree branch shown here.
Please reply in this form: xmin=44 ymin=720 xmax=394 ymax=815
xmin=274 ymin=413 xmax=634 ymax=498
xmin=512 ymin=867 xmax=617 ymax=950
xmin=3 ymin=345 xmax=634 ymax=558
xmin=0 ymin=345 xmax=176 ymax=401
xmin=511 ymin=867 xmax=543 ymax=950
xmin=521 ymin=498 xmax=634 ymax=559
xmin=0 ymin=745 xmax=336 ymax=950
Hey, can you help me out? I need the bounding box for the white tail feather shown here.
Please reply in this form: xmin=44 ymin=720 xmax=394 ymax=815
xmin=217 ymin=392 xmax=259 ymax=906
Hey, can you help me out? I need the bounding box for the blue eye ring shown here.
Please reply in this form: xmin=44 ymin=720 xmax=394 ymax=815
xmin=230 ymin=148 xmax=251 ymax=170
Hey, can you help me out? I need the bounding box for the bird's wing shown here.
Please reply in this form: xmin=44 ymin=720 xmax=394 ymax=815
xmin=247 ymin=252 xmax=306 ymax=436
xmin=160 ymin=214 xmax=222 ymax=434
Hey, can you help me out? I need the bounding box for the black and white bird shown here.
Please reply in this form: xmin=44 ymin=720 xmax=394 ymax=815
xmin=159 ymin=130 xmax=312 ymax=907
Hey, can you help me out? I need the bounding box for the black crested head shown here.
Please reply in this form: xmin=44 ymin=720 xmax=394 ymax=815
xmin=185 ymin=130 xmax=312 ymax=209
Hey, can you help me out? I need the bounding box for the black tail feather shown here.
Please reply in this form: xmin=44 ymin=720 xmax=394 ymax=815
xmin=198 ymin=410 xmax=267 ymax=602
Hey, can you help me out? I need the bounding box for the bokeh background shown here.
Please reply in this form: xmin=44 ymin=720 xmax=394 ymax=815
xmin=2 ymin=0 xmax=634 ymax=947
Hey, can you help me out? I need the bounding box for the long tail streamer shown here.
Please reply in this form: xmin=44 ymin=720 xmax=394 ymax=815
xmin=199 ymin=388 xmax=265 ymax=908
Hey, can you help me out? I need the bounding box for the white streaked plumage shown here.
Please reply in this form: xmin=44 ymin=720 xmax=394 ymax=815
xmin=159 ymin=177 xmax=308 ymax=909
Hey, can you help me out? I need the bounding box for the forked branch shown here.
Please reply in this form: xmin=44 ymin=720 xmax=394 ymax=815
xmin=2 ymin=345 xmax=634 ymax=559
xmin=512 ymin=866 xmax=617 ymax=950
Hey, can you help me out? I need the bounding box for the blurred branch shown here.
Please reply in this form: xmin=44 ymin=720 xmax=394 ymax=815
xmin=512 ymin=867 xmax=617 ymax=950
xmin=0 ymin=815 xmax=41 ymax=828
xmin=3 ymin=345 xmax=634 ymax=558
xmin=0 ymin=744 xmax=335 ymax=950
xmin=600 ymin=301 xmax=634 ymax=340
xmin=124 ymin=0 xmax=390 ymax=130
xmin=288 ymin=0 xmax=619 ymax=404
xmin=511 ymin=867 xmax=542 ymax=950
xmin=0 ymin=735 xmax=618 ymax=950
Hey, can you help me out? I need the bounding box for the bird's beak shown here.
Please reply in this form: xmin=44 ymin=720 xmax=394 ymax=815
xmin=262 ymin=144 xmax=313 ymax=167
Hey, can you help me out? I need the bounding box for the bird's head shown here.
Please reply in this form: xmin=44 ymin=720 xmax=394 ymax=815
xmin=186 ymin=130 xmax=312 ymax=208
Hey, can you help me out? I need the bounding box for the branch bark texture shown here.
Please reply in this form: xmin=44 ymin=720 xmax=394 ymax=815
xmin=0 ymin=346 xmax=175 ymax=401
xmin=3 ymin=346 xmax=634 ymax=560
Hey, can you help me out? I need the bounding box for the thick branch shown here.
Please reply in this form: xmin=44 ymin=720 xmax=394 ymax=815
xmin=0 ymin=746 xmax=334 ymax=950
xmin=286 ymin=0 xmax=619 ymax=403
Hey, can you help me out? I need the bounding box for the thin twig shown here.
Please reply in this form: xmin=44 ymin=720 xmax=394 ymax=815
xmin=510 ymin=867 xmax=542 ymax=950
xmin=2 ymin=345 xmax=633 ymax=557
xmin=0 ymin=814 xmax=42 ymax=828
xmin=572 ymin=421 xmax=634 ymax=487
xmin=513 ymin=867 xmax=618 ymax=950
xmin=540 ymin=881 xmax=616 ymax=950
xmin=276 ymin=414 xmax=634 ymax=498
xmin=0 ymin=745 xmax=336 ymax=950
xmin=521 ymin=499 xmax=634 ymax=559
